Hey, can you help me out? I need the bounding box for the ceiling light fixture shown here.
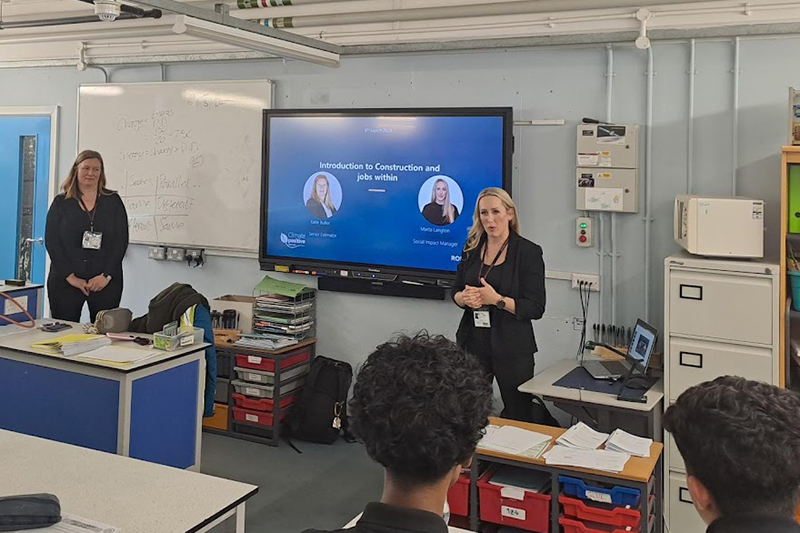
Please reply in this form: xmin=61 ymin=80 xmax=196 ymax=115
xmin=171 ymin=15 xmax=339 ymax=68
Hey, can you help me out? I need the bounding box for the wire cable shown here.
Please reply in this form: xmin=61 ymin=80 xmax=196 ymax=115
xmin=0 ymin=292 xmax=36 ymax=328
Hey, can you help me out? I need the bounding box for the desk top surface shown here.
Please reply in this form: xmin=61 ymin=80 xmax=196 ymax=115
xmin=0 ymin=429 xmax=257 ymax=533
xmin=477 ymin=417 xmax=663 ymax=483
xmin=518 ymin=359 xmax=664 ymax=412
xmin=0 ymin=320 xmax=207 ymax=373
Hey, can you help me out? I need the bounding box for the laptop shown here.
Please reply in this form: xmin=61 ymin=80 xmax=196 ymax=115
xmin=583 ymin=319 xmax=657 ymax=380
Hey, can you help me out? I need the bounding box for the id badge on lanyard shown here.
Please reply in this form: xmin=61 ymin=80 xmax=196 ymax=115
xmin=80 ymin=196 xmax=102 ymax=250
xmin=473 ymin=310 xmax=491 ymax=328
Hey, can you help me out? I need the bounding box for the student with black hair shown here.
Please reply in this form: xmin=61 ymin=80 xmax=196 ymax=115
xmin=664 ymin=376 xmax=800 ymax=533
xmin=302 ymin=332 xmax=493 ymax=533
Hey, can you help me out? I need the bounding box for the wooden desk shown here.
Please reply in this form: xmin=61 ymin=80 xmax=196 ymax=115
xmin=518 ymin=359 xmax=665 ymax=441
xmin=0 ymin=321 xmax=207 ymax=470
xmin=472 ymin=417 xmax=663 ymax=533
xmin=0 ymin=428 xmax=257 ymax=533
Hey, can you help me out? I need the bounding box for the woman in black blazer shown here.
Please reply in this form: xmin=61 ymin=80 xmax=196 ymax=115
xmin=452 ymin=188 xmax=546 ymax=422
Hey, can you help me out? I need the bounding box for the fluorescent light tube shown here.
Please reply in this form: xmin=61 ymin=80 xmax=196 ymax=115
xmin=172 ymin=15 xmax=339 ymax=68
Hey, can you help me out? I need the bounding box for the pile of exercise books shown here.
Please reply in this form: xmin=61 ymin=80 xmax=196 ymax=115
xmin=32 ymin=334 xmax=111 ymax=357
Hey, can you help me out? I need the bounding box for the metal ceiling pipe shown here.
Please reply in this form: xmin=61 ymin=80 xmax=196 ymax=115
xmin=245 ymin=0 xmax=711 ymax=26
xmin=0 ymin=14 xmax=139 ymax=29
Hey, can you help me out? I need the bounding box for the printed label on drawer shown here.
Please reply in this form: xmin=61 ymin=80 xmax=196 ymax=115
xmin=246 ymin=373 xmax=261 ymax=382
xmin=245 ymin=387 xmax=259 ymax=396
xmin=180 ymin=335 xmax=193 ymax=346
xmin=245 ymin=414 xmax=259 ymax=423
xmin=585 ymin=490 xmax=612 ymax=504
xmin=500 ymin=506 xmax=526 ymax=521
xmin=247 ymin=356 xmax=262 ymax=364
xmin=500 ymin=486 xmax=526 ymax=500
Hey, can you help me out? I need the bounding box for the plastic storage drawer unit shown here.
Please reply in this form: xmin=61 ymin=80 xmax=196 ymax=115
xmin=231 ymin=378 xmax=306 ymax=399
xmin=559 ymin=476 xmax=640 ymax=507
xmin=234 ymin=349 xmax=311 ymax=372
xmin=231 ymin=392 xmax=298 ymax=412
xmin=447 ymin=471 xmax=470 ymax=517
xmin=559 ymin=495 xmax=642 ymax=529
xmin=233 ymin=364 xmax=308 ymax=385
xmin=559 ymin=516 xmax=643 ymax=533
xmin=477 ymin=468 xmax=551 ymax=533
xmin=231 ymin=406 xmax=288 ymax=428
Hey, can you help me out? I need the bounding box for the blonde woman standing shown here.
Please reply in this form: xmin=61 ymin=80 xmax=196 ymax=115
xmin=452 ymin=188 xmax=546 ymax=422
xmin=45 ymin=150 xmax=129 ymax=322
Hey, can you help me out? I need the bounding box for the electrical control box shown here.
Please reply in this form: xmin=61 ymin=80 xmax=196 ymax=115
xmin=576 ymin=168 xmax=638 ymax=213
xmin=576 ymin=124 xmax=639 ymax=169
xmin=576 ymin=217 xmax=593 ymax=247
xmin=576 ymin=123 xmax=639 ymax=214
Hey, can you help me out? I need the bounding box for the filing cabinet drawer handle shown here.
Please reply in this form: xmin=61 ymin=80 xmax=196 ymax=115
xmin=679 ymin=284 xmax=703 ymax=300
xmin=679 ymin=351 xmax=703 ymax=368
xmin=679 ymin=487 xmax=694 ymax=504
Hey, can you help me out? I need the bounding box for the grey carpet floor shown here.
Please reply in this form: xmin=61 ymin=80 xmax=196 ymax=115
xmin=200 ymin=432 xmax=383 ymax=533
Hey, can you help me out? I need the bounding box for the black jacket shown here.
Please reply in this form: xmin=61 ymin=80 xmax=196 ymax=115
xmin=129 ymin=282 xmax=210 ymax=333
xmin=452 ymin=231 xmax=546 ymax=359
xmin=707 ymin=513 xmax=800 ymax=533
xmin=422 ymin=202 xmax=459 ymax=226
xmin=45 ymin=192 xmax=128 ymax=280
xmin=302 ymin=502 xmax=447 ymax=533
xmin=306 ymin=198 xmax=336 ymax=219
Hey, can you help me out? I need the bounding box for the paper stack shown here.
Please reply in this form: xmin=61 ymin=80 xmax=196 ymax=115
xmin=32 ymin=334 xmax=111 ymax=357
xmin=606 ymin=429 xmax=652 ymax=458
xmin=478 ymin=425 xmax=552 ymax=457
xmin=556 ymin=422 xmax=609 ymax=450
xmin=488 ymin=465 xmax=551 ymax=494
xmin=544 ymin=446 xmax=630 ymax=473
xmin=234 ymin=333 xmax=298 ymax=350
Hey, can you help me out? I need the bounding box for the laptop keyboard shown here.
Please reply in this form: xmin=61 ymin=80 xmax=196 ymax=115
xmin=601 ymin=360 xmax=630 ymax=375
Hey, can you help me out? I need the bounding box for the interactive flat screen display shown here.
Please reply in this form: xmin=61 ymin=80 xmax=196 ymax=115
xmin=260 ymin=108 xmax=512 ymax=277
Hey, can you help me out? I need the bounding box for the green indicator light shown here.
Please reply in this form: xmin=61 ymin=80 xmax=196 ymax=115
xmin=580 ymin=223 xmax=587 ymax=228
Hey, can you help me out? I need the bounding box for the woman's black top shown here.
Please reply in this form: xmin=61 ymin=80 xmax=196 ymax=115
xmin=451 ymin=231 xmax=546 ymax=360
xmin=422 ymin=203 xmax=459 ymax=226
xmin=45 ymin=192 xmax=129 ymax=281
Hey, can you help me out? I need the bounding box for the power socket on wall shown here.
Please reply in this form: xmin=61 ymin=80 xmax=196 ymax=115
xmin=571 ymin=273 xmax=600 ymax=291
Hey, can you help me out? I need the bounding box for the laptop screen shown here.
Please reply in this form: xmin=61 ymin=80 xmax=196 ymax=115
xmin=627 ymin=319 xmax=657 ymax=370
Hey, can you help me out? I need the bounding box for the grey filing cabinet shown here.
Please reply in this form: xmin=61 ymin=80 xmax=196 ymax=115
xmin=663 ymin=252 xmax=780 ymax=532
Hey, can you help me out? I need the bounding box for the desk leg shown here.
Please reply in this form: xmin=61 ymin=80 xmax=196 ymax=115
xmin=197 ymin=503 xmax=246 ymax=533
xmin=470 ymin=458 xmax=479 ymax=531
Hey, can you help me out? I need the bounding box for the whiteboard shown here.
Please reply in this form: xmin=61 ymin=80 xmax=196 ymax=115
xmin=78 ymin=80 xmax=272 ymax=252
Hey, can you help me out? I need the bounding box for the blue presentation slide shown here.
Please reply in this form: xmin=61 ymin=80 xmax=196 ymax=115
xmin=265 ymin=114 xmax=505 ymax=272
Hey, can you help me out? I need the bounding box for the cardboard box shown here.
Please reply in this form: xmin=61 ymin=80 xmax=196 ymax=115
xmin=211 ymin=295 xmax=254 ymax=334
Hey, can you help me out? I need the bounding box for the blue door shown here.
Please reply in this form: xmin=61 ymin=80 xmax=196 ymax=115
xmin=0 ymin=116 xmax=52 ymax=284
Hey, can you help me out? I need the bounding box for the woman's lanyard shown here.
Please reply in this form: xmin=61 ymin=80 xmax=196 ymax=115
xmin=79 ymin=195 xmax=98 ymax=231
xmin=479 ymin=237 xmax=510 ymax=280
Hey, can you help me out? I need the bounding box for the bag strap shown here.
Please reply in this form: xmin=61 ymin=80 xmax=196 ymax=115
xmin=336 ymin=364 xmax=356 ymax=443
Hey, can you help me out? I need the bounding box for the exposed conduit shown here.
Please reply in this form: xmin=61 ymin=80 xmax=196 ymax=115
xmin=732 ymin=36 xmax=740 ymax=196
xmin=242 ymin=0 xmax=711 ymax=27
xmin=644 ymin=45 xmax=654 ymax=323
xmin=607 ymin=45 xmax=618 ymax=326
xmin=687 ymin=38 xmax=695 ymax=194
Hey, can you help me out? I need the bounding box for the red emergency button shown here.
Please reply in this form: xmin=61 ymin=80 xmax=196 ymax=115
xmin=579 ymin=236 xmax=587 ymax=243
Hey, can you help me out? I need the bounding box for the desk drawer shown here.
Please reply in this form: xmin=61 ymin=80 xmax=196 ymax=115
xmin=668 ymin=338 xmax=773 ymax=401
xmin=668 ymin=270 xmax=772 ymax=345
xmin=668 ymin=472 xmax=705 ymax=533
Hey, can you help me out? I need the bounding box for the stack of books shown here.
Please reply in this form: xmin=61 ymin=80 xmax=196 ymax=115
xmin=32 ymin=334 xmax=112 ymax=357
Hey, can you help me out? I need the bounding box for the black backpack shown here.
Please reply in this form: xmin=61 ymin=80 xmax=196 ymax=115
xmin=287 ymin=356 xmax=353 ymax=445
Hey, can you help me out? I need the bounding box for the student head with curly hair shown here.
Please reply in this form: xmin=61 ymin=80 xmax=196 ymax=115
xmin=664 ymin=376 xmax=800 ymax=533
xmin=302 ymin=331 xmax=492 ymax=533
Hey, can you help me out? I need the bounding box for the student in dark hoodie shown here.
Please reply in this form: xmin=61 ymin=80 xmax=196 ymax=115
xmin=664 ymin=376 xmax=800 ymax=533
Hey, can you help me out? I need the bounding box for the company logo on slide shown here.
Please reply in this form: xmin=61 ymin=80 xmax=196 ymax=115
xmin=280 ymin=232 xmax=307 ymax=249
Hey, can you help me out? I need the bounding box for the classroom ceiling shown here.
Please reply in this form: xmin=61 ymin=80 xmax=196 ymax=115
xmin=3 ymin=0 xmax=800 ymax=67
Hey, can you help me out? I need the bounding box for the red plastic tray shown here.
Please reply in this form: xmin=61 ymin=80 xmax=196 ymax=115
xmin=231 ymin=406 xmax=288 ymax=427
xmin=447 ymin=471 xmax=470 ymax=517
xmin=477 ymin=467 xmax=551 ymax=533
xmin=559 ymin=515 xmax=642 ymax=533
xmin=559 ymin=494 xmax=641 ymax=528
xmin=231 ymin=392 xmax=298 ymax=412
xmin=234 ymin=350 xmax=311 ymax=372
